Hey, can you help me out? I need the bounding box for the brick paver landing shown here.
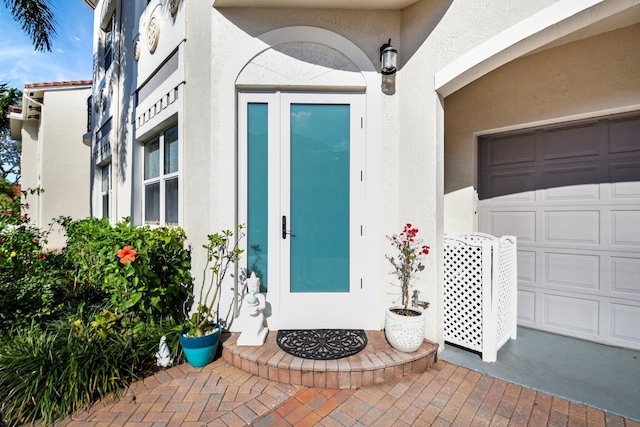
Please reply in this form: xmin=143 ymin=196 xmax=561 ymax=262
xmin=57 ymin=358 xmax=640 ymax=426
xmin=222 ymin=330 xmax=438 ymax=389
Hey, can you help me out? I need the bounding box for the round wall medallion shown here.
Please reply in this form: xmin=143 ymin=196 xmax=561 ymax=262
xmin=169 ymin=0 xmax=180 ymax=16
xmin=134 ymin=40 xmax=141 ymax=61
xmin=147 ymin=15 xmax=160 ymax=54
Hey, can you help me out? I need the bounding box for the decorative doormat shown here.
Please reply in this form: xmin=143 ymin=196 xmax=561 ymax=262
xmin=276 ymin=329 xmax=368 ymax=360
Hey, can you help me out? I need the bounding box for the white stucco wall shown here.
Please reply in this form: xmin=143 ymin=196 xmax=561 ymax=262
xmin=19 ymin=86 xmax=92 ymax=250
xmin=182 ymin=0 xmax=634 ymax=344
xmin=87 ymin=0 xmax=640 ymax=348
xmin=191 ymin=0 xmax=577 ymax=341
xmin=39 ymin=88 xmax=92 ymax=248
xmin=20 ymin=121 xmax=40 ymax=224
xmin=395 ymin=0 xmax=572 ymax=345
xmin=444 ymin=22 xmax=640 ymax=232
xmin=181 ymin=1 xmax=216 ymax=320
xmin=184 ymin=5 xmax=396 ymax=331
xmin=91 ymin=0 xmax=144 ymax=223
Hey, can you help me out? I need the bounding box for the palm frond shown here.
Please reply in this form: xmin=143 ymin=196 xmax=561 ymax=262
xmin=4 ymin=0 xmax=57 ymax=52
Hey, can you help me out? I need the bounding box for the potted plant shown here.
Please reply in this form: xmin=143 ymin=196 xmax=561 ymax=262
xmin=179 ymin=225 xmax=244 ymax=367
xmin=384 ymin=223 xmax=430 ymax=352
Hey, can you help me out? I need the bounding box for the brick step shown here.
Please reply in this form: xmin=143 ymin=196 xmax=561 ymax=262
xmin=221 ymin=330 xmax=438 ymax=389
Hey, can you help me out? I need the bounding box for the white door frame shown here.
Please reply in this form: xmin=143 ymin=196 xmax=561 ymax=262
xmin=238 ymin=91 xmax=369 ymax=329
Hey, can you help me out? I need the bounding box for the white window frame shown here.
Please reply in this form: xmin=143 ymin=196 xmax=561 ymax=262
xmin=102 ymin=15 xmax=114 ymax=71
xmin=142 ymin=124 xmax=180 ymax=226
xmin=100 ymin=163 xmax=111 ymax=219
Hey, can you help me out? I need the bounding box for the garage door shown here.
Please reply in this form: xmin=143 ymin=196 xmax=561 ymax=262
xmin=478 ymin=113 xmax=640 ymax=350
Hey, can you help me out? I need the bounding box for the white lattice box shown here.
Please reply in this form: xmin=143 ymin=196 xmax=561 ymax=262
xmin=444 ymin=233 xmax=518 ymax=362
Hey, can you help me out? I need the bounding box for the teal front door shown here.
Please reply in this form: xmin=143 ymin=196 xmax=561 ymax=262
xmin=287 ymin=102 xmax=350 ymax=293
xmin=239 ymin=92 xmax=367 ymax=329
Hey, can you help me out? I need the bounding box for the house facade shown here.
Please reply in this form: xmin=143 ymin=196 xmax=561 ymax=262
xmin=9 ymin=81 xmax=92 ymax=250
xmin=82 ymin=0 xmax=640 ymax=350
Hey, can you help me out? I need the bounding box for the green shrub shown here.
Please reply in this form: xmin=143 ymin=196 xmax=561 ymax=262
xmin=0 ymin=313 xmax=183 ymax=426
xmin=1 ymin=215 xmax=192 ymax=334
xmin=0 ymin=319 xmax=134 ymax=426
xmin=0 ymin=214 xmax=193 ymax=425
xmin=0 ymin=190 xmax=46 ymax=285
xmin=63 ymin=217 xmax=192 ymax=325
xmin=6 ymin=253 xmax=76 ymax=329
xmin=0 ymin=222 xmax=42 ymax=280
xmin=0 ymin=188 xmax=67 ymax=332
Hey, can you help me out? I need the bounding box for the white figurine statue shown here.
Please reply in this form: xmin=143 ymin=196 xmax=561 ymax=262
xmin=237 ymin=272 xmax=268 ymax=346
xmin=155 ymin=335 xmax=172 ymax=367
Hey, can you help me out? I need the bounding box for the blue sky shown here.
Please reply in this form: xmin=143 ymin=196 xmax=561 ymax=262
xmin=0 ymin=1 xmax=94 ymax=88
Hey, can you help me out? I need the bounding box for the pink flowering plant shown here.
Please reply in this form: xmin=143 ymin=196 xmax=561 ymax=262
xmin=387 ymin=223 xmax=430 ymax=312
xmin=70 ymin=219 xmax=192 ymax=327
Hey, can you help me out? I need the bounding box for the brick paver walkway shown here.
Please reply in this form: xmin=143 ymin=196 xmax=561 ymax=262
xmin=57 ymin=357 xmax=640 ymax=426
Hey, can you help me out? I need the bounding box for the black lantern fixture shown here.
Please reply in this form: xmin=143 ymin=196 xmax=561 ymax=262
xmin=380 ymin=39 xmax=397 ymax=75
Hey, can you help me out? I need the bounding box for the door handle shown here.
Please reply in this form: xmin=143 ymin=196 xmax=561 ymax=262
xmin=282 ymin=215 xmax=288 ymax=239
xmin=282 ymin=215 xmax=293 ymax=239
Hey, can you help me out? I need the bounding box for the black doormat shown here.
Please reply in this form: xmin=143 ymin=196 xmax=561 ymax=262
xmin=276 ymin=329 xmax=368 ymax=360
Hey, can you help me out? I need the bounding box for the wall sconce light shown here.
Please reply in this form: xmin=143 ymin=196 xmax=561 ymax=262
xmin=380 ymin=39 xmax=397 ymax=75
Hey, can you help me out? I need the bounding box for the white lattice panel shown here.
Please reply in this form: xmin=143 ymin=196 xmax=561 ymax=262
xmin=496 ymin=237 xmax=518 ymax=347
xmin=444 ymin=233 xmax=518 ymax=362
xmin=444 ymin=239 xmax=486 ymax=352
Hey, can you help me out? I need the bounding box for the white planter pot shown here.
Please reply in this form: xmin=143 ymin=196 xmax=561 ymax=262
xmin=384 ymin=306 xmax=426 ymax=352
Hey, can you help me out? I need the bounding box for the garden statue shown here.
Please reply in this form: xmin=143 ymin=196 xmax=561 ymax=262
xmin=155 ymin=335 xmax=172 ymax=367
xmin=237 ymin=272 xmax=268 ymax=346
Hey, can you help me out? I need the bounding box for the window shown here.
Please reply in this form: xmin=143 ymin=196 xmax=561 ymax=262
xmin=143 ymin=125 xmax=179 ymax=224
xmin=100 ymin=163 xmax=111 ymax=219
xmin=86 ymin=96 xmax=92 ymax=132
xmin=103 ymin=16 xmax=114 ymax=70
xmin=94 ymin=118 xmax=112 ymax=164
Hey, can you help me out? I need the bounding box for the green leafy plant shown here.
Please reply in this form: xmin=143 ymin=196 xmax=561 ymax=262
xmin=3 ymin=252 xmax=73 ymax=331
xmin=0 ymin=308 xmax=184 ymax=426
xmin=184 ymin=225 xmax=245 ymax=337
xmin=0 ymin=215 xmax=193 ymax=425
xmin=63 ymin=218 xmax=192 ymax=328
xmin=0 ymin=319 xmax=136 ymax=426
xmin=0 ymin=188 xmax=47 ymax=281
xmin=0 ymin=188 xmax=67 ymax=331
xmin=387 ymin=223 xmax=430 ymax=311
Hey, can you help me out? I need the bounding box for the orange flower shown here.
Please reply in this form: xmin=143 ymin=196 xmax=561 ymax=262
xmin=117 ymin=245 xmax=137 ymax=264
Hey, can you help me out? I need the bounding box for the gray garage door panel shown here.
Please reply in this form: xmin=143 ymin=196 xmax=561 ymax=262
xmin=478 ymin=113 xmax=640 ymax=350
xmin=479 ymin=115 xmax=640 ymax=199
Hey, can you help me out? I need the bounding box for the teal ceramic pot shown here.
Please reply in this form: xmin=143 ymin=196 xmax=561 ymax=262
xmin=179 ymin=326 xmax=220 ymax=367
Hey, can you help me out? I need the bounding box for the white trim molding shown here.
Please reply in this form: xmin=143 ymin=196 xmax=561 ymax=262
xmin=435 ymin=0 xmax=639 ymax=97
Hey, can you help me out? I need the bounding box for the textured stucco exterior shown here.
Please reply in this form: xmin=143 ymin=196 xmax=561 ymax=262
xmin=17 ymin=83 xmax=92 ymax=249
xmin=444 ymin=22 xmax=640 ymax=232
xmin=85 ymin=0 xmax=640 ymax=348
